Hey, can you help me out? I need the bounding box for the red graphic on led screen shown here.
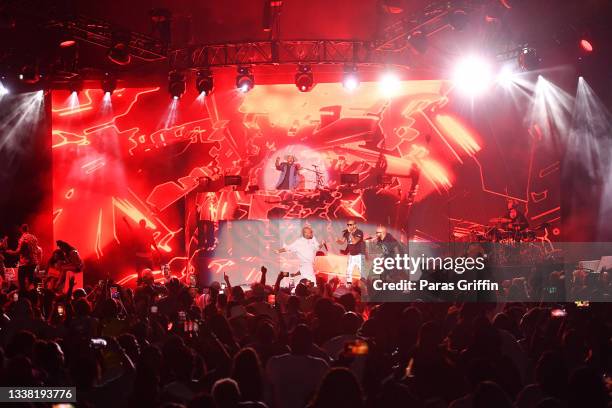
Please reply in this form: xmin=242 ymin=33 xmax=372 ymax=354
xmin=51 ymin=81 xmax=560 ymax=283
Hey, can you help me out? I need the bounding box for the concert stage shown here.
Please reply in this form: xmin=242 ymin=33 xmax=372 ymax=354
xmin=48 ymin=79 xmax=562 ymax=286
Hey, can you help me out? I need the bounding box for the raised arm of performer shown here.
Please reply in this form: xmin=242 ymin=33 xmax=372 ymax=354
xmin=275 ymin=156 xmax=282 ymax=170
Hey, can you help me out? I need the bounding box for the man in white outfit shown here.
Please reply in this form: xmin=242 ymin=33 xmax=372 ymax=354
xmin=276 ymin=226 xmax=326 ymax=284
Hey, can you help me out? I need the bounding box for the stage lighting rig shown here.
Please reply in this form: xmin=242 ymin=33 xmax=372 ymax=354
xmin=236 ymin=66 xmax=254 ymax=93
xmin=342 ymin=65 xmax=359 ymax=91
xmin=518 ymin=47 xmax=539 ymax=71
xmin=195 ymin=69 xmax=214 ymax=96
xmin=295 ymin=64 xmax=313 ymax=92
xmin=108 ymin=31 xmax=131 ymax=65
xmin=101 ymin=73 xmax=117 ymax=95
xmin=168 ymin=70 xmax=186 ymax=99
xmin=19 ymin=65 xmax=40 ymax=84
xmin=69 ymin=77 xmax=83 ymax=94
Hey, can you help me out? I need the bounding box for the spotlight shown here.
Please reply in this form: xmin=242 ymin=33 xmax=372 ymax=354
xmin=69 ymin=78 xmax=83 ymax=94
xmin=168 ymin=70 xmax=186 ymax=99
xmin=407 ymin=30 xmax=428 ymax=54
xmin=379 ymin=72 xmax=401 ymax=98
xmin=295 ymin=64 xmax=313 ymax=92
xmin=236 ymin=66 xmax=254 ymax=93
xmin=453 ymin=56 xmax=492 ymax=96
xmin=19 ymin=65 xmax=40 ymax=84
xmin=0 ymin=81 xmax=8 ymax=96
xmin=342 ymin=65 xmax=360 ymax=91
xmin=58 ymin=32 xmax=77 ymax=49
xmin=580 ymin=39 xmax=593 ymax=53
xmin=195 ymin=69 xmax=214 ymax=96
xmin=101 ymin=73 xmax=117 ymax=95
xmin=382 ymin=0 xmax=403 ymax=14
xmin=107 ymin=32 xmax=131 ymax=65
xmin=60 ymin=39 xmax=76 ymax=48
xmin=497 ymin=65 xmax=515 ymax=88
xmin=518 ymin=47 xmax=539 ymax=71
xmin=448 ymin=9 xmax=469 ymax=31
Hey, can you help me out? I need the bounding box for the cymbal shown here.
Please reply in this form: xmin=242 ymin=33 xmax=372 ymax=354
xmin=489 ymin=217 xmax=511 ymax=223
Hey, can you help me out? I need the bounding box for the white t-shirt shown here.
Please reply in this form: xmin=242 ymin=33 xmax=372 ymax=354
xmin=285 ymin=236 xmax=319 ymax=267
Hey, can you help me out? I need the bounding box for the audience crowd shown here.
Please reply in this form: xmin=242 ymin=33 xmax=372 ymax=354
xmin=0 ymin=265 xmax=610 ymax=408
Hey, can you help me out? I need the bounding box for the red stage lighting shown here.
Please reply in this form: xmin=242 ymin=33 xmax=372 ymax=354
xmin=453 ymin=56 xmax=492 ymax=96
xmin=101 ymin=73 xmax=117 ymax=95
xmin=236 ymin=66 xmax=254 ymax=93
xmin=342 ymin=66 xmax=360 ymax=92
xmin=60 ymin=40 xmax=76 ymax=48
xmin=196 ymin=69 xmax=214 ymax=96
xmin=580 ymin=39 xmax=593 ymax=52
xmin=295 ymin=65 xmax=314 ymax=92
xmin=108 ymin=32 xmax=131 ymax=65
xmin=168 ymin=70 xmax=186 ymax=99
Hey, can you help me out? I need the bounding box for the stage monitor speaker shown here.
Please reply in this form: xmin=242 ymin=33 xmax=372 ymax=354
xmin=341 ymin=173 xmax=359 ymax=185
xmin=224 ymin=175 xmax=242 ymax=186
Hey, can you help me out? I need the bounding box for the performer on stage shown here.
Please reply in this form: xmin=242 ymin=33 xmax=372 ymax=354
xmin=124 ymin=218 xmax=159 ymax=281
xmin=505 ymin=200 xmax=529 ymax=231
xmin=48 ymin=240 xmax=83 ymax=293
xmin=374 ymin=225 xmax=401 ymax=257
xmin=196 ymin=189 xmax=219 ymax=251
xmin=275 ymin=155 xmax=301 ymax=190
xmin=276 ymin=226 xmax=326 ymax=284
xmin=336 ymin=220 xmax=365 ymax=285
xmin=4 ymin=224 xmax=42 ymax=292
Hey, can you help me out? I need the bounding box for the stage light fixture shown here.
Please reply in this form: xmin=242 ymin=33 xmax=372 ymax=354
xmin=236 ymin=66 xmax=254 ymax=93
xmin=107 ymin=32 xmax=131 ymax=65
xmin=379 ymin=72 xmax=401 ymax=98
xmin=69 ymin=78 xmax=83 ymax=94
xmin=168 ymin=70 xmax=186 ymax=99
xmin=19 ymin=65 xmax=40 ymax=84
xmin=101 ymin=73 xmax=117 ymax=95
xmin=518 ymin=47 xmax=540 ymax=71
xmin=580 ymin=39 xmax=593 ymax=53
xmin=342 ymin=66 xmax=360 ymax=91
xmin=295 ymin=65 xmax=314 ymax=92
xmin=195 ymin=69 xmax=214 ymax=96
xmin=497 ymin=65 xmax=516 ymax=88
xmin=59 ymin=39 xmax=76 ymax=48
xmin=453 ymin=56 xmax=492 ymax=96
xmin=407 ymin=30 xmax=428 ymax=54
xmin=382 ymin=0 xmax=403 ymax=14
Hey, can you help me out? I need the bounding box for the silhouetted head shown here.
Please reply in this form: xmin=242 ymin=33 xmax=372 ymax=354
xmin=212 ymin=378 xmax=241 ymax=408
xmin=290 ymin=324 xmax=313 ymax=355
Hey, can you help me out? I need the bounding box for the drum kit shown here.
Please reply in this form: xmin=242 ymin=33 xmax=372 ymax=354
xmin=463 ymin=217 xmax=547 ymax=266
xmin=466 ymin=217 xmax=538 ymax=244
